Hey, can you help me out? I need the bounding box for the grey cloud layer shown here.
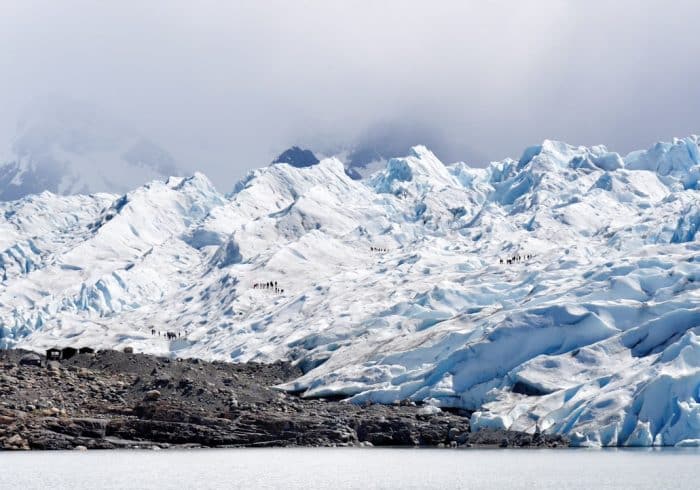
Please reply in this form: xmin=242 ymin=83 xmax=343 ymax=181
xmin=1 ymin=0 xmax=699 ymax=187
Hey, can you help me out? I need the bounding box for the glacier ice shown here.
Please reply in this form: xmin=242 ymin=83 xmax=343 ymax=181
xmin=1 ymin=137 xmax=700 ymax=446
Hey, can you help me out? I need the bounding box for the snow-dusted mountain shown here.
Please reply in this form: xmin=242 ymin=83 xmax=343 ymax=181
xmin=2 ymin=136 xmax=700 ymax=447
xmin=0 ymin=97 xmax=180 ymax=200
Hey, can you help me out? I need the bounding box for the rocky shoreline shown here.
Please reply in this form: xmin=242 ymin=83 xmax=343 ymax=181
xmin=0 ymin=349 xmax=568 ymax=450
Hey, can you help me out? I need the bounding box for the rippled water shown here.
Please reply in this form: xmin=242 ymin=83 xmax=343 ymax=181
xmin=1 ymin=448 xmax=698 ymax=489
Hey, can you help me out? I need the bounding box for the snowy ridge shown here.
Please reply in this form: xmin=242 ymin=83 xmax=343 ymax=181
xmin=1 ymin=136 xmax=700 ymax=446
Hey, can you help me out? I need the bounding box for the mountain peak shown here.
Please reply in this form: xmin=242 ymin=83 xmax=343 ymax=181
xmin=272 ymin=146 xmax=320 ymax=168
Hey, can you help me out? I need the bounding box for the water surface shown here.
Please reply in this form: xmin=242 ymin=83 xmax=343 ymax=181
xmin=1 ymin=448 xmax=698 ymax=489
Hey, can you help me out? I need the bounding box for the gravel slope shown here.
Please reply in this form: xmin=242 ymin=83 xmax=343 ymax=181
xmin=0 ymin=349 xmax=567 ymax=450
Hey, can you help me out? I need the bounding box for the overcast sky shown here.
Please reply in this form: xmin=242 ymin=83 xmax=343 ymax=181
xmin=2 ymin=0 xmax=700 ymax=185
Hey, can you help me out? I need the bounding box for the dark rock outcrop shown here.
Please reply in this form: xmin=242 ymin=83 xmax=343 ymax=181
xmin=272 ymin=147 xmax=320 ymax=168
xmin=0 ymin=349 xmax=568 ymax=450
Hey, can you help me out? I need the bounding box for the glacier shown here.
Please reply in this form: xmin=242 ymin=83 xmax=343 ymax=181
xmin=1 ymin=136 xmax=700 ymax=447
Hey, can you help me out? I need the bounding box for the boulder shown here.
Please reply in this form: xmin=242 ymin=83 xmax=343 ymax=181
xmin=144 ymin=390 xmax=161 ymax=401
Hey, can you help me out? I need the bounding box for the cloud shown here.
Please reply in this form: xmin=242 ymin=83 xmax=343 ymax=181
xmin=1 ymin=1 xmax=699 ymax=189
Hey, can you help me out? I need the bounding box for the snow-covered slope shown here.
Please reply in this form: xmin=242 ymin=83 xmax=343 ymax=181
xmin=2 ymin=136 xmax=700 ymax=447
xmin=0 ymin=97 xmax=180 ymax=200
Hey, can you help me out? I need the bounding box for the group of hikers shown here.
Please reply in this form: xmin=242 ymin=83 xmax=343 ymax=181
xmin=370 ymin=246 xmax=389 ymax=253
xmin=150 ymin=329 xmax=184 ymax=340
xmin=253 ymin=281 xmax=284 ymax=294
xmin=500 ymin=254 xmax=534 ymax=265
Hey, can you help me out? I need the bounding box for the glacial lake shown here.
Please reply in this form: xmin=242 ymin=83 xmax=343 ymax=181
xmin=1 ymin=448 xmax=698 ymax=489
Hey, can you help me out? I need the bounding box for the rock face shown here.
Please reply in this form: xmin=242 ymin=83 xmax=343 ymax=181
xmin=272 ymin=146 xmax=320 ymax=168
xmin=0 ymin=349 xmax=567 ymax=450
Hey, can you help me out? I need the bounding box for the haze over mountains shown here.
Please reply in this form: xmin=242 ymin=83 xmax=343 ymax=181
xmin=0 ymin=97 xmax=180 ymax=201
xmin=1 ymin=125 xmax=700 ymax=447
xmin=0 ymin=98 xmax=455 ymax=199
